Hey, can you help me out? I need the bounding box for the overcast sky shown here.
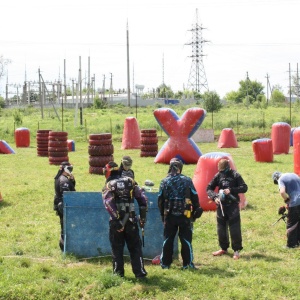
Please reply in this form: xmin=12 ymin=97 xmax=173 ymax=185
xmin=1 ymin=0 xmax=300 ymax=98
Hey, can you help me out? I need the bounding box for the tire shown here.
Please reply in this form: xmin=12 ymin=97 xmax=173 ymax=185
xmin=49 ymin=156 xmax=69 ymax=163
xmin=49 ymin=131 xmax=68 ymax=137
xmin=141 ymin=144 xmax=158 ymax=151
xmin=36 ymin=136 xmax=49 ymax=141
xmin=140 ymin=151 xmax=158 ymax=157
xmin=141 ymin=129 xmax=157 ymax=133
xmin=141 ymin=137 xmax=158 ymax=145
xmin=88 ymin=139 xmax=112 ymax=146
xmin=89 ymin=133 xmax=112 ymax=140
xmin=48 ymin=141 xmax=68 ymax=147
xmin=88 ymin=144 xmax=114 ymax=156
xmin=48 ymin=147 xmax=69 ymax=152
xmin=48 ymin=151 xmax=68 ymax=157
xmin=89 ymin=166 xmax=105 ymax=175
xmin=89 ymin=155 xmax=113 ymax=167
xmin=141 ymin=132 xmax=157 ymax=137
xmin=36 ymin=140 xmax=49 ymax=145
xmin=48 ymin=136 xmax=68 ymax=142
xmin=37 ymin=151 xmax=49 ymax=156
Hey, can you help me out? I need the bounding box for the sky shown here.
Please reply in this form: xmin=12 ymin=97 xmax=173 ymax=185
xmin=1 ymin=0 xmax=300 ymax=98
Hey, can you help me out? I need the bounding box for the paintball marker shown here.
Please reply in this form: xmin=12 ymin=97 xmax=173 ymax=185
xmin=142 ymin=228 xmax=145 ymax=247
xmin=272 ymin=213 xmax=287 ymax=226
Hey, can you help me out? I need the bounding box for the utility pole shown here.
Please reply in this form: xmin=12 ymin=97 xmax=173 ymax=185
xmin=186 ymin=8 xmax=209 ymax=93
xmin=265 ymin=73 xmax=272 ymax=105
xmin=87 ymin=56 xmax=90 ymax=104
xmin=79 ymin=56 xmax=83 ymax=126
xmin=126 ymin=20 xmax=131 ymax=106
xmin=289 ymin=63 xmax=292 ymax=126
xmin=109 ymin=73 xmax=113 ymax=105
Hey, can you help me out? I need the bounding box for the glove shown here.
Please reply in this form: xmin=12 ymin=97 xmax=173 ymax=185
xmin=278 ymin=206 xmax=286 ymax=215
xmin=284 ymin=197 xmax=290 ymax=204
xmin=192 ymin=207 xmax=203 ymax=219
xmin=139 ymin=219 xmax=146 ymax=228
xmin=214 ymin=197 xmax=220 ymax=205
xmin=110 ymin=219 xmax=124 ymax=231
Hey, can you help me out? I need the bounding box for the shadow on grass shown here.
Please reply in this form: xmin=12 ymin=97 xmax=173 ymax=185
xmin=241 ymin=252 xmax=282 ymax=262
xmin=0 ymin=201 xmax=11 ymax=209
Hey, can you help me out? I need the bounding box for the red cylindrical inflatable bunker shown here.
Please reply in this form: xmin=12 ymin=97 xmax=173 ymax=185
xmin=293 ymin=127 xmax=300 ymax=175
xmin=217 ymin=128 xmax=238 ymax=148
xmin=15 ymin=127 xmax=30 ymax=147
xmin=121 ymin=117 xmax=141 ymax=149
xmin=193 ymin=152 xmax=247 ymax=211
xmin=271 ymin=122 xmax=291 ymax=154
xmin=252 ymin=138 xmax=273 ymax=162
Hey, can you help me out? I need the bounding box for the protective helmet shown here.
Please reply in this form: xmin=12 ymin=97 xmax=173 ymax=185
xmin=103 ymin=161 xmax=119 ymax=179
xmin=61 ymin=161 xmax=73 ymax=175
xmin=121 ymin=156 xmax=132 ymax=169
xmin=218 ymin=159 xmax=230 ymax=172
xmin=272 ymin=171 xmax=282 ymax=184
xmin=54 ymin=161 xmax=73 ymax=179
xmin=168 ymin=157 xmax=183 ymax=174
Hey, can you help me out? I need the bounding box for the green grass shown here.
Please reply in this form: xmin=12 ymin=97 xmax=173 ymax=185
xmin=0 ymin=105 xmax=300 ymax=299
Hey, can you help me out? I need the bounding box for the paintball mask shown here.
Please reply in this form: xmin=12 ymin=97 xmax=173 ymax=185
xmin=61 ymin=162 xmax=73 ymax=175
xmin=218 ymin=159 xmax=230 ymax=173
xmin=168 ymin=157 xmax=183 ymax=175
xmin=272 ymin=171 xmax=282 ymax=185
xmin=103 ymin=161 xmax=119 ymax=179
xmin=121 ymin=156 xmax=132 ymax=170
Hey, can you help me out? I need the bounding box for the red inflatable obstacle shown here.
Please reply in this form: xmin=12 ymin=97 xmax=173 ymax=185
xmin=252 ymin=138 xmax=273 ymax=162
xmin=121 ymin=117 xmax=141 ymax=149
xmin=192 ymin=152 xmax=247 ymax=211
xmin=0 ymin=140 xmax=15 ymax=154
xmin=15 ymin=127 xmax=30 ymax=147
xmin=153 ymin=107 xmax=206 ymax=164
xmin=293 ymin=127 xmax=300 ymax=175
xmin=271 ymin=122 xmax=291 ymax=154
xmin=217 ymin=128 xmax=238 ymax=148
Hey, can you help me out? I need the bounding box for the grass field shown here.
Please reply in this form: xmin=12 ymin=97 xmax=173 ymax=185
xmin=0 ymin=105 xmax=300 ymax=299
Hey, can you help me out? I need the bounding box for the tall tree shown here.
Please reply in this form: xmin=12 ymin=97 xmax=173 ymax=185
xmin=225 ymin=77 xmax=264 ymax=104
xmin=201 ymin=90 xmax=222 ymax=112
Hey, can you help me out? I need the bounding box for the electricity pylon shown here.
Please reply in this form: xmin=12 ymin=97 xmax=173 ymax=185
xmin=186 ymin=9 xmax=209 ymax=93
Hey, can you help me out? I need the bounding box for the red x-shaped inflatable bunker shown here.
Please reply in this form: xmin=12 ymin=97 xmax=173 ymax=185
xmin=153 ymin=107 xmax=206 ymax=164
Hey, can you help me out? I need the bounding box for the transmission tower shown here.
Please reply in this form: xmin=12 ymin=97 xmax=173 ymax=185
xmin=186 ymin=9 xmax=209 ymax=93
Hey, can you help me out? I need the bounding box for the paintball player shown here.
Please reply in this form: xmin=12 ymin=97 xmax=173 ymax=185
xmin=118 ymin=155 xmax=135 ymax=179
xmin=53 ymin=161 xmax=76 ymax=251
xmin=206 ymin=159 xmax=248 ymax=260
xmin=102 ymin=161 xmax=148 ymax=279
xmin=272 ymin=171 xmax=300 ymax=248
xmin=158 ymin=157 xmax=203 ymax=270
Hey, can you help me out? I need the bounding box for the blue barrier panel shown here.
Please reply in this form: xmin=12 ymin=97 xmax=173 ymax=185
xmin=63 ymin=191 xmax=178 ymax=259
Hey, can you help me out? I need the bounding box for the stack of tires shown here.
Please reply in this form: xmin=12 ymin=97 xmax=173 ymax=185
xmin=89 ymin=133 xmax=114 ymax=175
xmin=48 ymin=131 xmax=69 ymax=165
xmin=36 ymin=129 xmax=51 ymax=157
xmin=140 ymin=129 xmax=158 ymax=157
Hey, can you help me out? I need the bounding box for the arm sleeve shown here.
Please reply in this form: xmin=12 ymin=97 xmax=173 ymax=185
xmin=133 ymin=185 xmax=148 ymax=208
xmin=206 ymin=175 xmax=219 ymax=200
xmin=188 ymin=178 xmax=200 ymax=210
xmin=102 ymin=188 xmax=119 ymax=220
xmin=157 ymin=181 xmax=165 ymax=217
xmin=230 ymin=173 xmax=248 ymax=195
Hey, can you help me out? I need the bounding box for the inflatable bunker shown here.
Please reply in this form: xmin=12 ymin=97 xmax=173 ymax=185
xmin=193 ymin=152 xmax=247 ymax=211
xmin=0 ymin=140 xmax=15 ymax=154
xmin=153 ymin=107 xmax=206 ymax=164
